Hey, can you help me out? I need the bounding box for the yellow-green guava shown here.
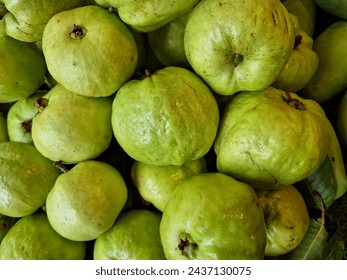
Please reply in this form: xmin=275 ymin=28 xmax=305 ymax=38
xmin=111 ymin=66 xmax=219 ymax=166
xmin=45 ymin=160 xmax=128 ymax=242
xmin=214 ymin=87 xmax=331 ymax=189
xmin=6 ymin=91 xmax=47 ymax=144
xmin=0 ymin=35 xmax=46 ymax=103
xmin=0 ymin=212 xmax=86 ymax=260
xmin=42 ymin=5 xmax=138 ymax=97
xmin=0 ymin=141 xmax=61 ymax=217
xmin=184 ymin=0 xmax=294 ymax=96
xmin=31 ymin=84 xmax=113 ymax=164
xmin=131 ymin=157 xmax=207 ymax=212
xmin=1 ymin=0 xmax=85 ymax=42
xmin=93 ymin=209 xmax=165 ymax=260
xmin=104 ymin=0 xmax=199 ymax=32
xmin=160 ymin=172 xmax=267 ymax=260
xmin=256 ymin=185 xmax=310 ymax=256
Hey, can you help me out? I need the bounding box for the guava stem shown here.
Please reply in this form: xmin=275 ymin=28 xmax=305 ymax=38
xmin=282 ymin=92 xmax=306 ymax=110
xmin=53 ymin=161 xmax=68 ymax=173
xmin=21 ymin=120 xmax=32 ymax=133
xmin=68 ymin=24 xmax=86 ymax=40
xmin=144 ymin=69 xmax=151 ymax=77
xmin=294 ymin=35 xmax=303 ymax=49
xmin=34 ymin=97 xmax=49 ymax=113
xmin=178 ymin=234 xmax=198 ymax=259
xmin=232 ymin=54 xmax=243 ymax=68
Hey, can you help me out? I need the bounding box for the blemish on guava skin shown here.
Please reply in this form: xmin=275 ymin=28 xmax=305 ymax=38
xmin=68 ymin=24 xmax=86 ymax=40
xmin=282 ymin=92 xmax=306 ymax=111
xmin=21 ymin=120 xmax=32 ymax=133
xmin=294 ymin=35 xmax=303 ymax=50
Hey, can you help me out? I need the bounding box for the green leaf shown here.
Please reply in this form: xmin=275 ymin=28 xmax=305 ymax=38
xmin=296 ymin=155 xmax=337 ymax=209
xmin=283 ymin=211 xmax=329 ymax=260
xmin=320 ymin=227 xmax=345 ymax=260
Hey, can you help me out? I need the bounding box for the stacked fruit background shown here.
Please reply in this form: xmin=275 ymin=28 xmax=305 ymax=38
xmin=0 ymin=0 xmax=346 ymax=260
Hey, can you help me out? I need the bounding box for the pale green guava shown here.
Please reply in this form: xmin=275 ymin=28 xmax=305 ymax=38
xmin=1 ymin=0 xmax=85 ymax=42
xmin=214 ymin=87 xmax=331 ymax=189
xmin=42 ymin=5 xmax=138 ymax=97
xmin=148 ymin=10 xmax=191 ymax=68
xmin=31 ymin=84 xmax=113 ymax=164
xmin=131 ymin=157 xmax=207 ymax=212
xmin=105 ymin=0 xmax=199 ymax=32
xmin=6 ymin=91 xmax=47 ymax=144
xmin=0 ymin=35 xmax=46 ymax=103
xmin=160 ymin=172 xmax=267 ymax=260
xmin=272 ymin=13 xmax=319 ymax=92
xmin=282 ymin=0 xmax=316 ymax=37
xmin=184 ymin=0 xmax=294 ymax=96
xmin=46 ymin=160 xmax=128 ymax=242
xmin=256 ymin=185 xmax=310 ymax=256
xmin=0 ymin=115 xmax=9 ymax=142
xmin=300 ymin=21 xmax=347 ymax=103
xmin=0 ymin=141 xmax=61 ymax=217
xmin=94 ymin=209 xmax=165 ymax=260
xmin=111 ymin=66 xmax=219 ymax=166
xmin=0 ymin=212 xmax=86 ymax=260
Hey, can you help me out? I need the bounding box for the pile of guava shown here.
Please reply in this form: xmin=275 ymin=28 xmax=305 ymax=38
xmin=0 ymin=0 xmax=346 ymax=260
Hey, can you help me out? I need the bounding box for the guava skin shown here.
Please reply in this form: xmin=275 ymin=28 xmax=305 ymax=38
xmin=0 ymin=35 xmax=46 ymax=103
xmin=0 ymin=141 xmax=61 ymax=217
xmin=1 ymin=0 xmax=85 ymax=42
xmin=31 ymin=84 xmax=113 ymax=164
xmin=313 ymin=0 xmax=347 ymax=20
xmin=131 ymin=157 xmax=207 ymax=212
xmin=6 ymin=91 xmax=47 ymax=144
xmin=148 ymin=10 xmax=191 ymax=68
xmin=300 ymin=21 xmax=347 ymax=103
xmin=184 ymin=0 xmax=295 ymax=96
xmin=0 ymin=212 xmax=86 ymax=260
xmin=272 ymin=13 xmax=319 ymax=92
xmin=42 ymin=5 xmax=138 ymax=97
xmin=256 ymin=185 xmax=310 ymax=257
xmin=105 ymin=0 xmax=199 ymax=32
xmin=94 ymin=209 xmax=165 ymax=260
xmin=214 ymin=87 xmax=331 ymax=190
xmin=282 ymin=0 xmax=316 ymax=37
xmin=111 ymin=66 xmax=220 ymax=166
xmin=160 ymin=173 xmax=267 ymax=260
xmin=45 ymin=160 xmax=128 ymax=242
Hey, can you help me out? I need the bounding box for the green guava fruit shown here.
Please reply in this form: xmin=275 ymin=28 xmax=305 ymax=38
xmin=131 ymin=157 xmax=207 ymax=212
xmin=46 ymin=160 xmax=128 ymax=242
xmin=160 ymin=172 xmax=267 ymax=260
xmin=337 ymin=90 xmax=347 ymax=151
xmin=214 ymin=87 xmax=331 ymax=189
xmin=0 ymin=141 xmax=61 ymax=217
xmin=42 ymin=5 xmax=138 ymax=97
xmin=31 ymin=84 xmax=113 ymax=164
xmin=6 ymin=91 xmax=47 ymax=144
xmin=1 ymin=0 xmax=85 ymax=42
xmin=0 ymin=35 xmax=46 ymax=103
xmin=94 ymin=209 xmax=165 ymax=260
xmin=105 ymin=0 xmax=199 ymax=32
xmin=148 ymin=10 xmax=191 ymax=68
xmin=0 ymin=214 xmax=17 ymax=242
xmin=256 ymin=185 xmax=310 ymax=256
xmin=272 ymin=13 xmax=318 ymax=92
xmin=0 ymin=115 xmax=9 ymax=142
xmin=111 ymin=66 xmax=219 ymax=166
xmin=184 ymin=0 xmax=294 ymax=96
xmin=300 ymin=20 xmax=347 ymax=103
xmin=282 ymin=0 xmax=316 ymax=37
xmin=313 ymin=0 xmax=347 ymax=19
xmin=0 ymin=212 xmax=86 ymax=260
